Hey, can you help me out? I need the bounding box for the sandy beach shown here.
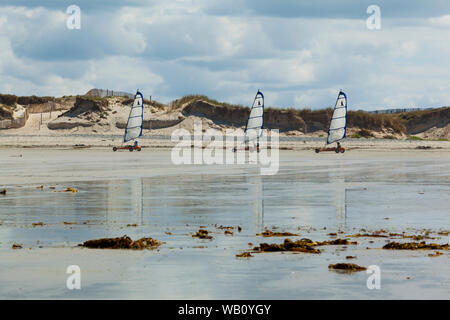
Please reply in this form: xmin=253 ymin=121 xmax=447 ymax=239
xmin=0 ymin=148 xmax=448 ymax=299
xmin=1 ymin=132 xmax=450 ymax=151
xmin=3 ymin=0 xmax=450 ymax=306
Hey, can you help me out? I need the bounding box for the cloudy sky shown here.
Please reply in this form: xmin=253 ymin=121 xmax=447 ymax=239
xmin=1 ymin=0 xmax=450 ymax=110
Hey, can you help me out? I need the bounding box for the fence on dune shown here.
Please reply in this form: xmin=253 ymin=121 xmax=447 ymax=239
xmin=88 ymin=89 xmax=135 ymax=99
xmin=0 ymin=109 xmax=29 ymax=129
xmin=368 ymin=108 xmax=426 ymax=114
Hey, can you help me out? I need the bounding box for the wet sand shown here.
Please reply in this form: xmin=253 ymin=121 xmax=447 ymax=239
xmin=0 ymin=148 xmax=449 ymax=299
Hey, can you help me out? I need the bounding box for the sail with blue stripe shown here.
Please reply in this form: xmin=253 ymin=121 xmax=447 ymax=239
xmin=245 ymin=90 xmax=264 ymax=142
xmin=124 ymin=91 xmax=144 ymax=143
xmin=327 ymin=91 xmax=347 ymax=144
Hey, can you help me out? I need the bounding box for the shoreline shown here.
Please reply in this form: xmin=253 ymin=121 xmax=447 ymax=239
xmin=0 ymin=134 xmax=449 ymax=150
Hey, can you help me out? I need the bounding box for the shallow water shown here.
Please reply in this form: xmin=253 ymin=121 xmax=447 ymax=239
xmin=0 ymin=149 xmax=449 ymax=299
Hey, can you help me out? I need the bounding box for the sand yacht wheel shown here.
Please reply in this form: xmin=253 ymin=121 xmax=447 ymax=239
xmin=112 ymin=145 xmax=141 ymax=152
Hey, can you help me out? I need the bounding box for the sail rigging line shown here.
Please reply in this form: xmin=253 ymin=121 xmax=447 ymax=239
xmin=124 ymin=90 xmax=144 ymax=143
xmin=326 ymin=91 xmax=347 ymax=145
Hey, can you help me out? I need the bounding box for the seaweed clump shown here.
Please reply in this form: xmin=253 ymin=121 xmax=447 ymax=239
xmin=348 ymin=231 xmax=436 ymax=241
xmin=32 ymin=222 xmax=45 ymax=227
xmin=347 ymin=233 xmax=388 ymax=238
xmin=236 ymin=252 xmax=253 ymax=258
xmin=382 ymin=241 xmax=448 ymax=250
xmin=251 ymin=237 xmax=356 ymax=255
xmin=388 ymin=233 xmax=435 ymax=240
xmin=428 ymin=251 xmax=443 ymax=257
xmin=192 ymin=229 xmax=213 ymax=240
xmin=328 ymin=263 xmax=367 ymax=272
xmin=54 ymin=187 xmax=78 ymax=193
xmin=215 ymin=225 xmax=234 ymax=230
xmin=318 ymin=239 xmax=357 ymax=245
xmin=257 ymin=229 xmax=299 ymax=237
xmin=254 ymin=238 xmax=321 ymax=254
xmin=81 ymin=235 xmax=161 ymax=250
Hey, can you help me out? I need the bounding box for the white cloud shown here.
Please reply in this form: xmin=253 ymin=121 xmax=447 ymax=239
xmin=429 ymin=14 xmax=450 ymax=27
xmin=1 ymin=2 xmax=450 ymax=110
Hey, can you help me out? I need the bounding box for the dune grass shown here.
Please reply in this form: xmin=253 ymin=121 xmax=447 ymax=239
xmin=169 ymin=95 xmax=246 ymax=111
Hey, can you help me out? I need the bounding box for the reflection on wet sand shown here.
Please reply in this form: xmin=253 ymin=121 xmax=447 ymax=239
xmin=247 ymin=173 xmax=264 ymax=234
xmin=134 ymin=178 xmax=144 ymax=226
xmin=0 ymin=150 xmax=449 ymax=299
xmin=333 ymin=177 xmax=347 ymax=232
xmin=102 ymin=172 xmax=266 ymax=234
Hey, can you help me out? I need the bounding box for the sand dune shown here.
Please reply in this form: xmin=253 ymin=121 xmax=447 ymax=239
xmin=1 ymin=91 xmax=449 ymax=148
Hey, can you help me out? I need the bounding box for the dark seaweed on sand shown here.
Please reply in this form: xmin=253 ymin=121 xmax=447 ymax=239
xmin=81 ymin=235 xmax=161 ymax=250
xmin=247 ymin=237 xmax=357 ymax=257
xmin=382 ymin=241 xmax=448 ymax=250
xmin=328 ymin=263 xmax=367 ymax=272
xmin=192 ymin=229 xmax=213 ymax=240
xmin=253 ymin=238 xmax=320 ymax=254
xmin=257 ymin=229 xmax=299 ymax=237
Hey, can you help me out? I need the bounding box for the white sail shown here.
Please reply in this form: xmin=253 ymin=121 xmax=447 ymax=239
xmin=245 ymin=90 xmax=264 ymax=142
xmin=124 ymin=91 xmax=144 ymax=142
xmin=327 ymin=91 xmax=347 ymax=144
